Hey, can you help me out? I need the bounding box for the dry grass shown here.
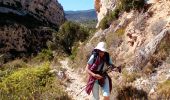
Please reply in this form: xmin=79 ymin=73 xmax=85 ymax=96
xmin=122 ymin=69 xmax=141 ymax=83
xmin=142 ymin=35 xmax=170 ymax=76
xmin=157 ymin=80 xmax=170 ymax=99
xmin=142 ymin=62 xmax=155 ymax=76
xmin=116 ymin=85 xmax=148 ymax=100
xmin=106 ymin=27 xmax=125 ymax=48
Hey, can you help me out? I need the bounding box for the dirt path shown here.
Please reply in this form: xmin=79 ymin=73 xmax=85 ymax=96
xmin=59 ymin=58 xmax=91 ymax=100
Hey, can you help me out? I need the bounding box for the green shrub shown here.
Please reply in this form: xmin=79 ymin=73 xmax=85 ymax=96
xmin=99 ymin=0 xmax=145 ymax=30
xmin=118 ymin=0 xmax=145 ymax=12
xmin=99 ymin=9 xmax=120 ymax=30
xmin=69 ymin=45 xmax=78 ymax=60
xmin=80 ymin=19 xmax=97 ymax=28
xmin=0 ymin=60 xmax=28 ymax=82
xmin=34 ymin=49 xmax=53 ymax=62
xmin=54 ymin=21 xmax=89 ymax=54
xmin=0 ymin=62 xmax=71 ymax=99
xmin=108 ymin=9 xmax=120 ymax=21
xmin=99 ymin=17 xmax=110 ymax=30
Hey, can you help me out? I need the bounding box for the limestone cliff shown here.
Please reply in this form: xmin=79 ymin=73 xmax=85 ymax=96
xmin=0 ymin=0 xmax=65 ymax=27
xmin=76 ymin=0 xmax=170 ymax=99
xmin=0 ymin=0 xmax=65 ymax=58
xmin=94 ymin=0 xmax=116 ymax=27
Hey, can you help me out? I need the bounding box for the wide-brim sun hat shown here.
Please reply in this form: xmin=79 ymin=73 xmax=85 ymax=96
xmin=94 ymin=42 xmax=107 ymax=52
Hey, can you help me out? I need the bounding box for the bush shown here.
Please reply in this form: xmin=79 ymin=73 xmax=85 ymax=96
xmin=118 ymin=0 xmax=145 ymax=12
xmin=117 ymin=86 xmax=148 ymax=100
xmin=99 ymin=9 xmax=120 ymax=30
xmin=54 ymin=21 xmax=89 ymax=54
xmin=115 ymin=27 xmax=125 ymax=37
xmin=69 ymin=45 xmax=78 ymax=60
xmin=0 ymin=60 xmax=28 ymax=82
xmin=122 ymin=69 xmax=141 ymax=83
xmin=0 ymin=62 xmax=71 ymax=99
xmin=34 ymin=49 xmax=54 ymax=62
xmin=99 ymin=17 xmax=110 ymax=30
xmin=142 ymin=62 xmax=155 ymax=76
xmin=46 ymin=40 xmax=57 ymax=50
xmin=99 ymin=0 xmax=145 ymax=30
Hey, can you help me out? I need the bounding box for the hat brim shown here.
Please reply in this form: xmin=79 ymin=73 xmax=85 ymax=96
xmin=94 ymin=48 xmax=107 ymax=52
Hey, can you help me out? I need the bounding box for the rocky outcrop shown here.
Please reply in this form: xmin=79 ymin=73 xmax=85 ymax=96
xmin=0 ymin=24 xmax=53 ymax=53
xmin=81 ymin=0 xmax=170 ymax=99
xmin=0 ymin=0 xmax=65 ymax=58
xmin=134 ymin=29 xmax=170 ymax=70
xmin=146 ymin=0 xmax=159 ymax=4
xmin=0 ymin=0 xmax=65 ymax=27
xmin=94 ymin=0 xmax=116 ymax=27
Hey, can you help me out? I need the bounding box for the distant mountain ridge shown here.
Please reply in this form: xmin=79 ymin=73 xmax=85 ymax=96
xmin=65 ymin=9 xmax=97 ymax=22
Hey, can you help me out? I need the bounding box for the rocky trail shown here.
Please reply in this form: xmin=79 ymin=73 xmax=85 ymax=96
xmin=59 ymin=58 xmax=90 ymax=100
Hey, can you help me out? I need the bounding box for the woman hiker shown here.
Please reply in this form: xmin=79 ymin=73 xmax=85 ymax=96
xmin=85 ymin=42 xmax=120 ymax=100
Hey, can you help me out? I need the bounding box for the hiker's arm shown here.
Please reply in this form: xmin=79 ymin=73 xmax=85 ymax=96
xmin=85 ymin=64 xmax=103 ymax=79
xmin=108 ymin=56 xmax=121 ymax=72
xmin=86 ymin=55 xmax=96 ymax=77
xmin=85 ymin=64 xmax=95 ymax=77
xmin=108 ymin=56 xmax=116 ymax=69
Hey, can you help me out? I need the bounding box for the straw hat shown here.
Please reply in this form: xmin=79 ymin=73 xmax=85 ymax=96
xmin=94 ymin=42 xmax=107 ymax=52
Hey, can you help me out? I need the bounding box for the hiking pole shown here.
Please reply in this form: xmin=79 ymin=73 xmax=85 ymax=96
xmin=76 ymin=65 xmax=122 ymax=96
xmin=76 ymin=66 xmax=114 ymax=97
xmin=76 ymin=80 xmax=94 ymax=96
xmin=76 ymin=86 xmax=86 ymax=96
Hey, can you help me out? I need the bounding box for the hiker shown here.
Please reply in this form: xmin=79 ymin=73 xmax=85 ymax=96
xmin=85 ymin=42 xmax=120 ymax=100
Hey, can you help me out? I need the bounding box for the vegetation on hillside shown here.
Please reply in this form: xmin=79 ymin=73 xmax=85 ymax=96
xmin=52 ymin=21 xmax=93 ymax=55
xmin=65 ymin=9 xmax=97 ymax=28
xmin=80 ymin=19 xmax=98 ymax=28
xmin=33 ymin=49 xmax=54 ymax=62
xmin=157 ymin=80 xmax=170 ymax=99
xmin=0 ymin=61 xmax=71 ymax=99
xmin=99 ymin=0 xmax=145 ymax=30
xmin=117 ymin=86 xmax=148 ymax=100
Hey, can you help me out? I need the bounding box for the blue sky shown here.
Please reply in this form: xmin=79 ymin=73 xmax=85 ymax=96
xmin=58 ymin=0 xmax=94 ymax=11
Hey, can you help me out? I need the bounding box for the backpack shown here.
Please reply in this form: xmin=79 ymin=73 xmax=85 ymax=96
xmin=87 ymin=49 xmax=110 ymax=66
xmin=87 ymin=50 xmax=121 ymax=73
xmin=86 ymin=49 xmax=99 ymax=64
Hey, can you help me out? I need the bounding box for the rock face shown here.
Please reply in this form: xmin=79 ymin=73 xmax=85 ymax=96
xmin=0 ymin=0 xmax=65 ymax=27
xmin=94 ymin=0 xmax=116 ymax=27
xmin=134 ymin=29 xmax=170 ymax=70
xmin=0 ymin=0 xmax=65 ymax=57
xmin=0 ymin=24 xmax=53 ymax=53
xmin=145 ymin=0 xmax=159 ymax=4
xmin=82 ymin=0 xmax=170 ymax=99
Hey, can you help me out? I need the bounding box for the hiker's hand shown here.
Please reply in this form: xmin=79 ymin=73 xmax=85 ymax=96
xmin=112 ymin=66 xmax=121 ymax=73
xmin=117 ymin=66 xmax=122 ymax=73
xmin=93 ymin=74 xmax=103 ymax=79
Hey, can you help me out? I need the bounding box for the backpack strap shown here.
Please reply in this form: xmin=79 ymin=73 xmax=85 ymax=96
xmin=104 ymin=52 xmax=110 ymax=65
xmin=91 ymin=49 xmax=99 ymax=64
